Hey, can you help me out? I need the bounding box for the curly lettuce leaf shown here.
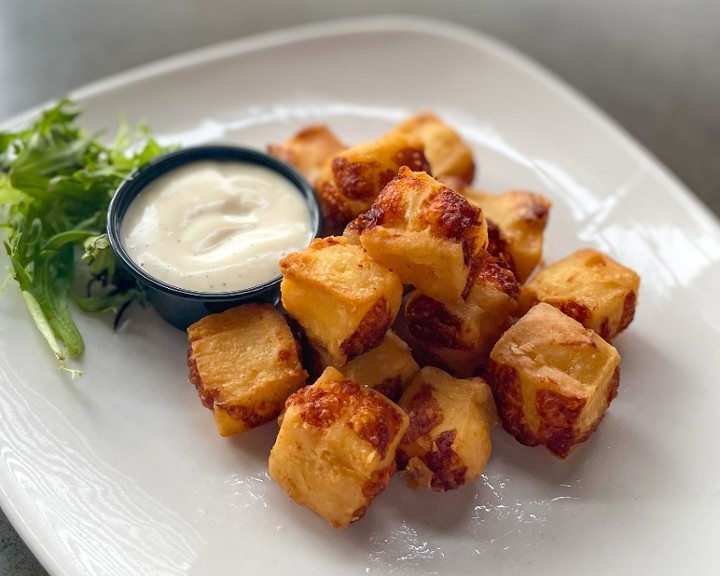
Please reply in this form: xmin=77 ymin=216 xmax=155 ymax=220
xmin=1 ymin=99 xmax=175 ymax=373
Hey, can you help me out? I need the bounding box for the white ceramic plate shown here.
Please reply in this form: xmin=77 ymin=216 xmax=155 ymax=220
xmin=2 ymin=16 xmax=720 ymax=576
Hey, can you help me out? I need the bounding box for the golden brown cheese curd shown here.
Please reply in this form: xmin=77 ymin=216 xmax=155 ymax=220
xmin=280 ymin=236 xmax=403 ymax=366
xmin=269 ymin=367 xmax=409 ymax=528
xmin=267 ymin=124 xmax=346 ymax=184
xmin=463 ymin=189 xmax=552 ymax=283
xmin=314 ymin=132 xmax=430 ymax=235
xmin=350 ymin=167 xmax=488 ymax=303
xmin=405 ymin=258 xmax=519 ymax=377
xmin=390 ymin=112 xmax=475 ymax=185
xmin=487 ymin=302 xmax=621 ymax=458
xmin=339 ymin=330 xmax=420 ymax=401
xmin=187 ymin=304 xmax=307 ymax=436
xmin=518 ymin=248 xmax=640 ymax=341
xmin=302 ymin=331 xmax=419 ymax=401
xmin=397 ymin=367 xmax=496 ymax=492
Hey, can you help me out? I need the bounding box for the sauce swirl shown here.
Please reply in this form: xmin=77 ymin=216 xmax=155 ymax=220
xmin=121 ymin=160 xmax=313 ymax=292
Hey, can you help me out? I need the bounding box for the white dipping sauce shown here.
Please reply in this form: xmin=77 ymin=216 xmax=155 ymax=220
xmin=121 ymin=160 xmax=313 ymax=292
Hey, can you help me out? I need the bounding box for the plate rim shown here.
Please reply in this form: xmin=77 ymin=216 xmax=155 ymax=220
xmin=2 ymin=14 xmax=720 ymax=576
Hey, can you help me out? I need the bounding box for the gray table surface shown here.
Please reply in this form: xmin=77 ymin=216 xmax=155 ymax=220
xmin=1 ymin=1 xmax=718 ymax=574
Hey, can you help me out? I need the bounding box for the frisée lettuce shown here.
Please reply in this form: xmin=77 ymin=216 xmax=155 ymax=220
xmin=0 ymin=99 xmax=174 ymax=375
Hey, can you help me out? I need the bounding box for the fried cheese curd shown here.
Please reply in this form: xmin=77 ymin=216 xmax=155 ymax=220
xmin=187 ymin=304 xmax=307 ymax=436
xmin=333 ymin=330 xmax=419 ymax=402
xmin=269 ymin=367 xmax=409 ymax=528
xmin=280 ymin=236 xmax=403 ymax=366
xmin=267 ymin=124 xmax=346 ymax=184
xmin=347 ymin=167 xmax=489 ymax=303
xmin=461 ymin=189 xmax=552 ymax=284
xmin=390 ymin=112 xmax=475 ymax=185
xmin=405 ymin=257 xmax=520 ymax=377
xmin=268 ymin=113 xmax=477 ymax=237
xmin=518 ymin=248 xmax=640 ymax=341
xmin=314 ymin=132 xmax=430 ymax=235
xmin=487 ymin=302 xmax=621 ymax=458
xmin=302 ymin=331 xmax=419 ymax=402
xmin=397 ymin=367 xmax=497 ymax=492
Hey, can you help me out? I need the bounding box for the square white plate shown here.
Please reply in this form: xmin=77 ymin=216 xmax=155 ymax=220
xmin=2 ymin=16 xmax=720 ymax=576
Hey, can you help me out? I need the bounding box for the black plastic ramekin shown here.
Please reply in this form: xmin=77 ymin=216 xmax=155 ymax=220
xmin=107 ymin=145 xmax=321 ymax=330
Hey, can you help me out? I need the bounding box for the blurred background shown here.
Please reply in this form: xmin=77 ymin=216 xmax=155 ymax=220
xmin=1 ymin=1 xmax=718 ymax=574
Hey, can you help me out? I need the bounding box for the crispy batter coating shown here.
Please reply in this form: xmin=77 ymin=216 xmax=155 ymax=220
xmin=314 ymin=132 xmax=430 ymax=235
xmin=405 ymin=257 xmax=519 ymax=376
xmin=187 ymin=304 xmax=307 ymax=436
xmin=351 ymin=167 xmax=488 ymax=303
xmin=267 ymin=124 xmax=346 ymax=184
xmin=338 ymin=330 xmax=420 ymax=401
xmin=280 ymin=236 xmax=403 ymax=366
xmin=518 ymin=248 xmax=640 ymax=341
xmin=269 ymin=367 xmax=409 ymax=528
xmin=462 ymin=189 xmax=552 ymax=283
xmin=487 ymin=302 xmax=621 ymax=458
xmin=391 ymin=112 xmax=475 ymax=185
xmin=396 ymin=367 xmax=496 ymax=491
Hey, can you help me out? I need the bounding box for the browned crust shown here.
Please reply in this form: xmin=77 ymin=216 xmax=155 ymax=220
xmin=405 ymin=294 xmax=463 ymax=349
xmin=221 ymin=402 xmax=278 ymax=429
xmin=616 ymin=290 xmax=637 ymax=337
xmin=340 ymin=297 xmax=393 ymax=359
xmin=373 ymin=376 xmax=404 ymax=402
xmin=488 ymin=360 xmax=622 ymax=459
xmin=350 ymin=461 xmax=397 ymax=522
xmin=187 ymin=346 xmax=213 ymax=410
xmin=287 ymin=378 xmax=356 ymax=429
xmin=401 ymin=383 xmax=444 ymax=445
xmin=607 ymin=366 xmax=621 ymax=404
xmin=476 ymin=257 xmax=521 ymax=300
xmin=331 ymin=147 xmax=428 ymax=202
xmin=557 ymin=300 xmax=592 ymax=328
xmin=519 ymin=193 xmax=551 ymax=223
xmin=343 ymin=176 xmax=406 ymax=234
xmin=461 ymin=252 xmax=483 ymax=299
xmin=424 ymin=429 xmax=468 ymax=491
xmin=485 ymin=218 xmax=515 ymax=272
xmin=535 ymin=390 xmax=586 ymax=459
xmin=332 ymin=157 xmax=384 ymax=201
xmin=286 ymin=377 xmax=405 ymax=458
xmin=421 ymin=186 xmax=482 ymax=244
xmin=486 ymin=360 xmax=540 ymax=447
xmin=315 ymin=179 xmax=353 ymax=236
xmin=526 ymin=289 xmax=636 ymax=342
xmin=404 ymin=339 xmax=460 ymax=378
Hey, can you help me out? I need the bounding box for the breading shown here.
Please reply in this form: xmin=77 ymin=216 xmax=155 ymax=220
xmin=463 ymin=189 xmax=552 ymax=283
xmin=487 ymin=302 xmax=621 ymax=458
xmin=397 ymin=367 xmax=496 ymax=491
xmin=405 ymin=257 xmax=519 ymax=376
xmin=518 ymin=248 xmax=640 ymax=341
xmin=280 ymin=236 xmax=403 ymax=366
xmin=269 ymin=367 xmax=409 ymax=528
xmin=267 ymin=124 xmax=345 ymax=184
xmin=390 ymin=111 xmax=475 ymax=185
xmin=314 ymin=132 xmax=430 ymax=235
xmin=187 ymin=304 xmax=307 ymax=436
xmin=350 ymin=167 xmax=489 ymax=303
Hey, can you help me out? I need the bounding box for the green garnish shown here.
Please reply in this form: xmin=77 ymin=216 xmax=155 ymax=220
xmin=0 ymin=99 xmax=175 ymax=375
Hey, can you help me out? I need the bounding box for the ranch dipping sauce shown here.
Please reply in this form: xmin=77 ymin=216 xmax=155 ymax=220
xmin=121 ymin=160 xmax=314 ymax=293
